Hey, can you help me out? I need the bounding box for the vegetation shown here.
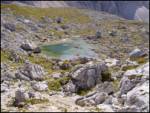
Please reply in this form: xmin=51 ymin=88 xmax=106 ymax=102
xmin=77 ymin=89 xmax=91 ymax=96
xmin=128 ymin=74 xmax=144 ymax=80
xmin=47 ymin=76 xmax=70 ymax=91
xmin=25 ymin=98 xmax=49 ymax=105
xmin=130 ymin=57 xmax=148 ymax=65
xmin=101 ymin=69 xmax=112 ymax=82
xmin=121 ymin=65 xmax=139 ymax=71
xmin=28 ymin=55 xmax=53 ymax=74
xmin=112 ymin=80 xmax=120 ymax=92
xmin=1 ymin=4 xmax=91 ymax=24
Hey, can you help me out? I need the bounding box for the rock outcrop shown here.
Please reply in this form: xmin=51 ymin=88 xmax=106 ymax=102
xmin=15 ymin=61 xmax=46 ymax=81
xmin=63 ymin=61 xmax=111 ymax=93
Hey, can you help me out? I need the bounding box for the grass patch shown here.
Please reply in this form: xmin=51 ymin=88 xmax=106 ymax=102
xmin=121 ymin=65 xmax=139 ymax=71
xmin=77 ymin=89 xmax=91 ymax=96
xmin=1 ymin=50 xmax=24 ymax=70
xmin=28 ymin=55 xmax=53 ymax=74
xmin=128 ymin=74 xmax=144 ymax=80
xmin=112 ymin=80 xmax=120 ymax=92
xmin=74 ymin=28 xmax=96 ymax=36
xmin=1 ymin=50 xmax=10 ymax=62
xmin=47 ymin=76 xmax=70 ymax=91
xmin=25 ymin=98 xmax=49 ymax=105
xmin=90 ymin=107 xmax=102 ymax=112
xmin=101 ymin=69 xmax=112 ymax=82
xmin=130 ymin=57 xmax=148 ymax=65
xmin=1 ymin=4 xmax=91 ymax=24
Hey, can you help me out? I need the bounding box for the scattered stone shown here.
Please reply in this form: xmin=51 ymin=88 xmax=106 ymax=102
xmin=59 ymin=62 xmax=72 ymax=70
xmin=96 ymin=82 xmax=115 ymax=95
xmin=41 ymin=16 xmax=53 ymax=23
xmin=105 ymin=58 xmax=120 ymax=67
xmin=55 ymin=17 xmax=63 ymax=23
xmin=33 ymin=47 xmax=41 ymax=53
xmin=9 ymin=50 xmax=21 ymax=63
xmin=4 ymin=23 xmax=16 ymax=32
xmin=95 ymin=31 xmax=101 ymax=38
xmin=13 ymin=89 xmax=29 ymax=107
xmin=94 ymin=92 xmax=108 ymax=104
xmin=129 ymin=48 xmax=147 ymax=59
xmin=1 ymin=82 xmax=9 ymax=93
xmin=20 ymin=40 xmax=37 ymax=51
xmin=31 ymin=81 xmax=48 ymax=91
xmin=51 ymin=73 xmax=63 ymax=79
xmin=109 ymin=30 xmax=117 ymax=36
xmin=61 ymin=25 xmax=69 ymax=30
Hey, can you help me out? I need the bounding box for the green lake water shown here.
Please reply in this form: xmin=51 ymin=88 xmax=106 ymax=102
xmin=41 ymin=38 xmax=98 ymax=60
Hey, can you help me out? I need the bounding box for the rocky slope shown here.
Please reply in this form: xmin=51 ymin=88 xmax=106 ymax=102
xmin=2 ymin=1 xmax=149 ymax=22
xmin=1 ymin=3 xmax=149 ymax=112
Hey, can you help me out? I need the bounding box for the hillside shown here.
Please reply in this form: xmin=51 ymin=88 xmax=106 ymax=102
xmin=2 ymin=1 xmax=149 ymax=22
xmin=1 ymin=3 xmax=149 ymax=112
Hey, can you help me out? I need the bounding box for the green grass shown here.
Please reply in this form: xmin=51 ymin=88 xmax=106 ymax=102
xmin=130 ymin=57 xmax=148 ymax=65
xmin=1 ymin=50 xmax=11 ymax=62
xmin=1 ymin=4 xmax=91 ymax=24
xmin=101 ymin=69 xmax=112 ymax=82
xmin=77 ymin=89 xmax=91 ymax=96
xmin=1 ymin=50 xmax=24 ymax=70
xmin=25 ymin=98 xmax=49 ymax=105
xmin=47 ymin=76 xmax=70 ymax=91
xmin=112 ymin=80 xmax=120 ymax=92
xmin=121 ymin=65 xmax=139 ymax=71
xmin=28 ymin=55 xmax=53 ymax=74
xmin=128 ymin=74 xmax=144 ymax=80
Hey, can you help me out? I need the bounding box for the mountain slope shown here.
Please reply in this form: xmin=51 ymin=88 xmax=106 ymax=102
xmin=1 ymin=1 xmax=149 ymax=22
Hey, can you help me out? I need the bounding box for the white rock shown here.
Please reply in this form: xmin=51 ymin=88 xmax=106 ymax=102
xmin=51 ymin=73 xmax=62 ymax=79
xmin=32 ymin=81 xmax=48 ymax=91
xmin=105 ymin=58 xmax=120 ymax=67
xmin=124 ymin=62 xmax=149 ymax=78
xmin=24 ymin=19 xmax=30 ymax=23
xmin=126 ymin=81 xmax=149 ymax=112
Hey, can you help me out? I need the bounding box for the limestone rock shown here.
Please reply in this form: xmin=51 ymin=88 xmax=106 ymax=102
xmin=15 ymin=61 xmax=46 ymax=81
xmin=126 ymin=81 xmax=149 ymax=112
xmin=31 ymin=81 xmax=48 ymax=91
xmin=129 ymin=48 xmax=146 ymax=59
xmin=13 ymin=89 xmax=29 ymax=107
xmin=70 ymin=62 xmax=109 ymax=90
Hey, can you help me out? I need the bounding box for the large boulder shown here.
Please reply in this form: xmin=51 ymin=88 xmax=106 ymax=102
xmin=125 ymin=81 xmax=149 ymax=112
xmin=63 ymin=61 xmax=111 ymax=93
xmin=70 ymin=62 xmax=109 ymax=90
xmin=119 ymin=62 xmax=149 ymax=95
xmin=15 ymin=61 xmax=46 ymax=81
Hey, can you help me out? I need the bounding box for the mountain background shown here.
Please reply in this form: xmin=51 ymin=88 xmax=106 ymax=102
xmin=1 ymin=1 xmax=149 ymax=22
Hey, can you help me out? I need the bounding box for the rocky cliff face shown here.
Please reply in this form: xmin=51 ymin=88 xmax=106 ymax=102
xmin=2 ymin=1 xmax=149 ymax=22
